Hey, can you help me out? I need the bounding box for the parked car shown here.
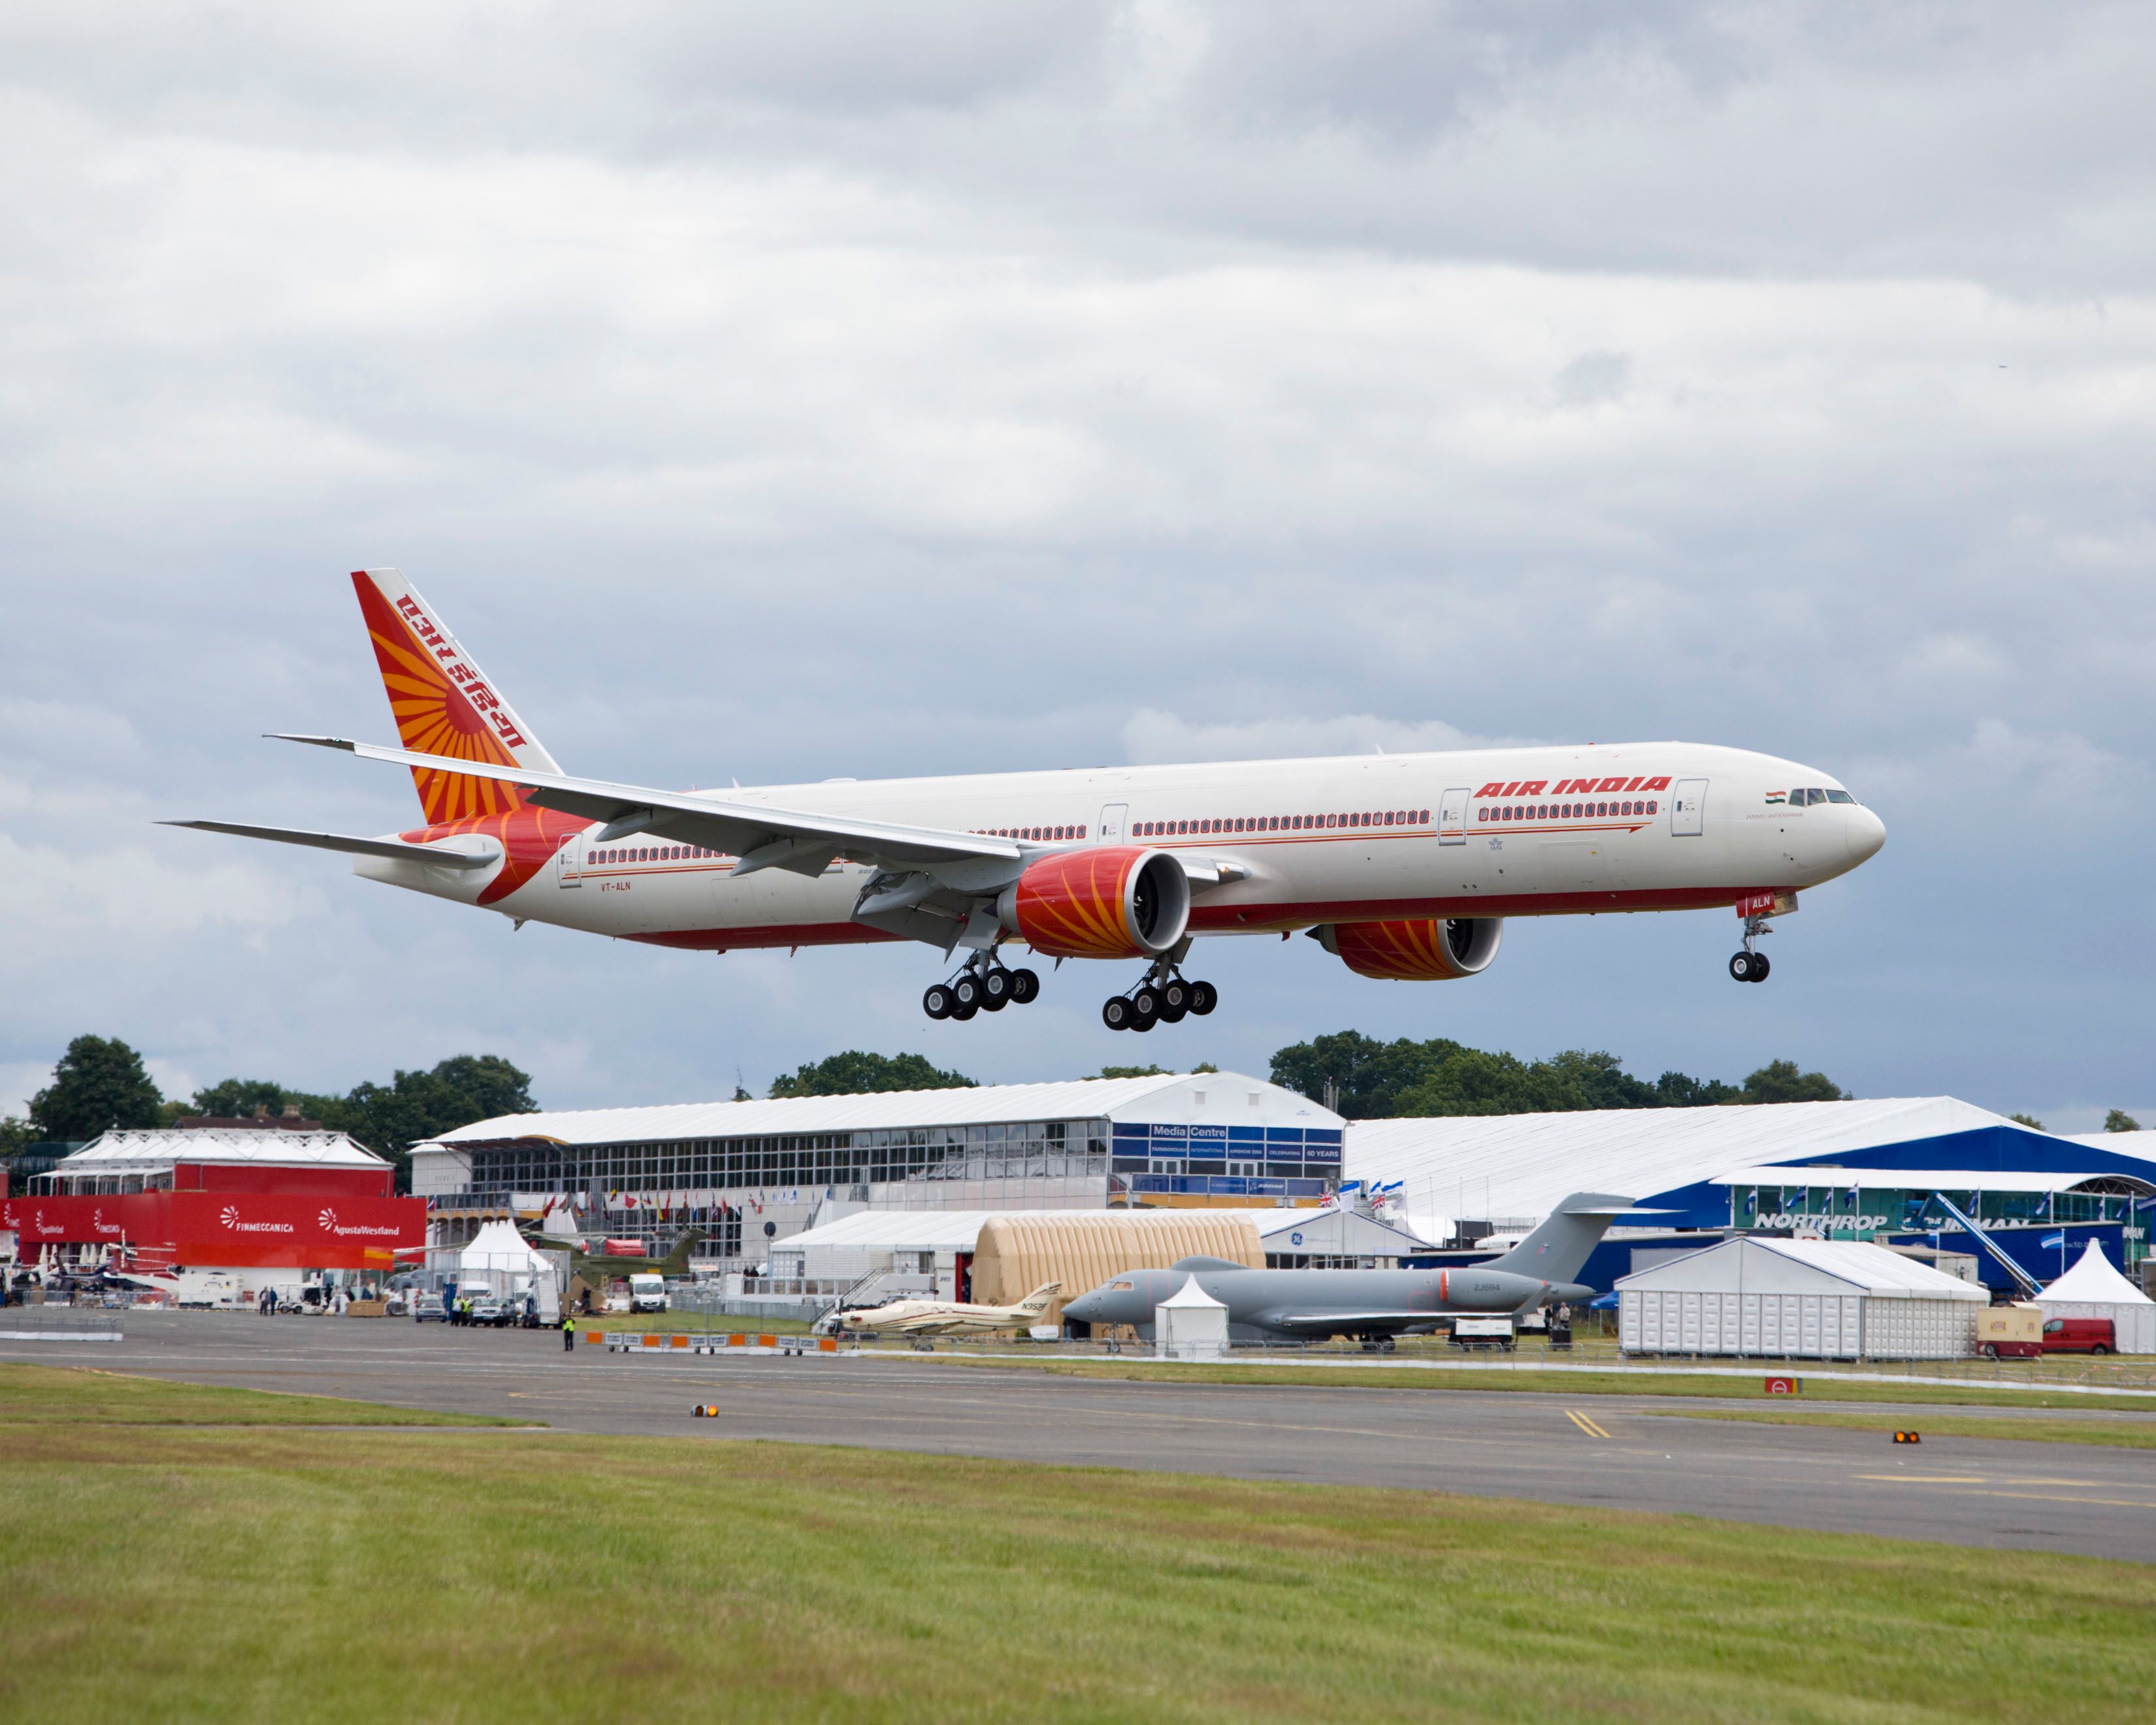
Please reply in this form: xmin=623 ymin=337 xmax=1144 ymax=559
xmin=467 ymin=1298 xmax=511 ymax=1328
xmin=2042 ymin=1316 xmax=2115 ymax=1355
xmin=411 ymin=1293 xmax=448 ymax=1323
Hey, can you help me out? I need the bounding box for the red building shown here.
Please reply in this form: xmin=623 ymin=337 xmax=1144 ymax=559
xmin=2 ymin=1128 xmax=424 ymax=1279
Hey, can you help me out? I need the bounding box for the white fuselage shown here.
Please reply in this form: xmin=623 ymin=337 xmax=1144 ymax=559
xmin=355 ymin=740 xmax=1884 ymax=955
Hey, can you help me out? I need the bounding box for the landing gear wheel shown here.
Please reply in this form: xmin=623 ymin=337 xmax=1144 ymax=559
xmin=952 ymin=972 xmax=986 ymax=1013
xmin=1160 ymin=978 xmax=1190 ymax=1016
xmin=923 ymin=983 xmax=955 ymax=1020
xmin=1102 ymin=996 xmax=1134 ymax=1032
xmin=1748 ymin=953 xmax=1770 ymax=983
xmin=1009 ymin=968 xmax=1040 ymax=1005
xmin=950 ymin=998 xmax=979 ymax=1021
xmin=979 ymin=968 xmax=1011 ymax=1011
xmin=1129 ymin=993 xmax=1159 ymax=1032
xmin=1729 ymin=951 xmax=1757 ymax=982
xmin=1188 ymin=980 xmax=1218 ymax=1015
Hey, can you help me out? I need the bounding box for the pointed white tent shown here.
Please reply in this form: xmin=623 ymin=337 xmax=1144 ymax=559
xmin=1155 ymin=1276 xmax=1230 ymax=1361
xmin=455 ymin=1220 xmax=561 ymax=1321
xmin=2037 ymin=1241 xmax=2155 ymax=1354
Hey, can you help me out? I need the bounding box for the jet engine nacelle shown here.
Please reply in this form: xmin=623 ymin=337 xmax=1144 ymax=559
xmin=1315 ymin=917 xmax=1503 ymax=980
xmin=1437 ymin=1266 xmax=1546 ymax=1311
xmin=998 ymin=846 xmax=1190 ymax=960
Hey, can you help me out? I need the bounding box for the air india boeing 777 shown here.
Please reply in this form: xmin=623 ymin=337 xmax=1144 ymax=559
xmin=170 ymin=570 xmax=1884 ymax=1031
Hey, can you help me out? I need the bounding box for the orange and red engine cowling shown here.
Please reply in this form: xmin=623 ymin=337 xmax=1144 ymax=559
xmin=998 ymin=847 xmax=1190 ymax=960
xmin=1316 ymin=917 xmax=1503 ymax=980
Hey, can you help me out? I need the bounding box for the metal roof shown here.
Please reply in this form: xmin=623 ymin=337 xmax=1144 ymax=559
xmin=1344 ymin=1097 xmax=2156 ymax=1222
xmin=48 ymin=1128 xmax=387 ymax=1174
xmin=423 ymin=1072 xmax=1341 ymax=1149
xmin=1616 ymin=1235 xmax=1989 ymax=1300
xmin=776 ymin=1201 xmax=1429 ymax=1257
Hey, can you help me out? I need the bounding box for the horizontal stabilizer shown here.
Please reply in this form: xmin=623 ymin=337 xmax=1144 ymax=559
xmin=161 ymin=819 xmax=498 ymax=870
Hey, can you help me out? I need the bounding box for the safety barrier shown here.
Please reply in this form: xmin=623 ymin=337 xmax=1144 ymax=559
xmin=595 ymin=1331 xmax=840 ymax=1355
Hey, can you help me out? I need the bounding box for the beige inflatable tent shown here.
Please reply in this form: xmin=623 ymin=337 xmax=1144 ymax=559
xmin=970 ymin=1211 xmax=1263 ymax=1324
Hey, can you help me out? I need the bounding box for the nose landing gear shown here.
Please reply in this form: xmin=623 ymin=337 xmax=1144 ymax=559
xmin=923 ymin=951 xmax=1041 ymax=1021
xmin=1729 ymin=909 xmax=1774 ymax=983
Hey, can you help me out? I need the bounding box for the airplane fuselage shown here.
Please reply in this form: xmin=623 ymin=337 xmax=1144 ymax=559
xmin=353 ymin=741 xmax=1885 ymax=954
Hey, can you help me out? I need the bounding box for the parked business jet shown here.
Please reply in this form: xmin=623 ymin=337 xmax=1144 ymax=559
xmin=169 ymin=572 xmax=1884 ymax=1030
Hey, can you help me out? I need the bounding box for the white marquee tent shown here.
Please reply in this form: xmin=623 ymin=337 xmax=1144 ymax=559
xmin=2038 ymin=1240 xmax=2155 ymax=1354
xmin=451 ymin=1220 xmax=561 ymax=1321
xmin=1154 ymin=1277 xmax=1229 ymax=1361
xmin=1617 ymin=1235 xmax=1985 ymax=1361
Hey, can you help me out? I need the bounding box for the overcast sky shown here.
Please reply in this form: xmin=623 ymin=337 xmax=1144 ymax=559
xmin=4 ymin=3 xmax=2152 ymax=1130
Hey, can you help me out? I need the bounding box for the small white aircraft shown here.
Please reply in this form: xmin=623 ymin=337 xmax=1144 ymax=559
xmin=828 ymin=1282 xmax=1062 ymax=1344
xmin=170 ymin=570 xmax=1886 ymax=1028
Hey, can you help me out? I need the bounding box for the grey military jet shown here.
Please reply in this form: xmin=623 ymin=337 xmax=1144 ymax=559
xmin=1060 ymin=1192 xmax=1631 ymax=1346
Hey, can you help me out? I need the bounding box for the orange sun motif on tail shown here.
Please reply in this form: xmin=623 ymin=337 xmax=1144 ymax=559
xmin=351 ymin=574 xmax=525 ymax=824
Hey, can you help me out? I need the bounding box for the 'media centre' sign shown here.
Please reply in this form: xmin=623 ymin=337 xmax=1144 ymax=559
xmin=0 ymin=1192 xmax=424 ymax=1268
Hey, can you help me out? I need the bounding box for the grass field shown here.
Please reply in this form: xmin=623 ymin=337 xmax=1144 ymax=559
xmin=0 ymin=1362 xmax=518 ymax=1427
xmin=3 ymin=1368 xmax=2153 ymax=1722
xmin=917 ymin=1353 xmax=2156 ymax=1413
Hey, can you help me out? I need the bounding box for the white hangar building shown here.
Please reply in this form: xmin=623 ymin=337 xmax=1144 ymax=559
xmin=411 ymin=1072 xmax=1345 ymax=1268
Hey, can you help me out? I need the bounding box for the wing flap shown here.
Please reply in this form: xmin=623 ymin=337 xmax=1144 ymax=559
xmin=270 ymin=734 xmax=1021 ymax=874
xmin=1262 ymin=1310 xmax=1439 ymax=1331
xmin=160 ymin=819 xmax=498 ymax=870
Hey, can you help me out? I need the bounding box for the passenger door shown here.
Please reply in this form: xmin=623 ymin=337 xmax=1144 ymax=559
xmin=554 ymin=830 xmax=583 ymax=887
xmin=1671 ymin=779 xmax=1708 ymax=838
xmin=1438 ymin=786 xmax=1470 ymax=846
xmin=1097 ymin=802 xmax=1128 ymax=843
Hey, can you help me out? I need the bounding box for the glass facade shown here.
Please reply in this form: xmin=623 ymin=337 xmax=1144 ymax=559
xmin=1109 ymin=1122 xmax=1342 ymax=1201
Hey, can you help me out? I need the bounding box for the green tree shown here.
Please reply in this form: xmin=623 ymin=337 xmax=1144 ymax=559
xmin=2104 ymin=1109 xmax=2143 ymax=1134
xmin=1269 ymin=1031 xmax=1466 ymax=1118
xmin=1737 ymin=1060 xmax=1846 ymax=1104
xmin=1653 ymin=1070 xmax=1742 ymax=1108
xmin=1098 ymin=1065 xmax=1171 ymax=1079
xmin=767 ymin=1051 xmax=975 ymax=1099
xmin=28 ymin=1034 xmax=165 ymax=1142
xmin=318 ymin=1055 xmax=538 ymax=1191
xmin=0 ymin=1115 xmax=37 ymax=1157
xmin=2008 ymin=1112 xmax=2046 ymax=1131
xmin=186 ymin=1077 xmax=297 ymax=1119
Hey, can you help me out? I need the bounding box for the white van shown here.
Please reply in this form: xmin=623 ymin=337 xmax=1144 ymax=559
xmin=628 ymin=1273 xmax=668 ymax=1314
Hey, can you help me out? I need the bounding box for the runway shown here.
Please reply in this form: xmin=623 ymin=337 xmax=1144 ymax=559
xmin=8 ymin=1311 xmax=2154 ymax=1562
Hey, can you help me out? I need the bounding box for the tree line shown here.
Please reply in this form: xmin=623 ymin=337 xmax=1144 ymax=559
xmin=2 ymin=1033 xmax=536 ymax=1192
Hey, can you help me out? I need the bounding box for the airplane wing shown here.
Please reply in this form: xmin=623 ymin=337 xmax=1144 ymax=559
xmin=271 ymin=734 xmax=1021 ymax=879
xmin=158 ymin=819 xmax=499 ymax=870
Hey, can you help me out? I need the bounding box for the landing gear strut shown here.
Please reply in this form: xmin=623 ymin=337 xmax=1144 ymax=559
xmin=1729 ymin=912 xmax=1773 ymax=983
xmin=923 ymin=949 xmax=1041 ymax=1021
xmin=1103 ymin=949 xmax=1218 ymax=1032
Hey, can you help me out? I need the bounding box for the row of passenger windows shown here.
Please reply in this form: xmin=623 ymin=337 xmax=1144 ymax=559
xmin=973 ymin=825 xmax=1087 ymax=841
xmin=591 ymin=844 xmax=719 ymax=866
xmin=1480 ymin=799 xmax=1658 ymax=823
xmin=1136 ymin=809 xmax=1430 ymax=838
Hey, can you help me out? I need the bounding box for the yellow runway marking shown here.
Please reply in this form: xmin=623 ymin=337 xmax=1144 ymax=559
xmin=1565 ymin=1409 xmax=1612 ymax=1439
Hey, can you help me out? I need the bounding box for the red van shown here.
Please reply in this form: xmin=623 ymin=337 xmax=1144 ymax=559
xmin=2042 ymin=1317 xmax=2115 ymax=1355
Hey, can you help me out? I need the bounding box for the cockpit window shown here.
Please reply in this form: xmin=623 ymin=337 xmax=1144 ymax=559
xmin=1824 ymin=788 xmax=1855 ymax=804
xmin=1110 ymin=1281 xmax=1134 ymax=1291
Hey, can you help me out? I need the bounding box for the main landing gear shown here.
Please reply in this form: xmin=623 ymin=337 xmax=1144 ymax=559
xmin=1729 ymin=910 xmax=1773 ymax=983
xmin=1102 ymin=959 xmax=1219 ymax=1032
xmin=923 ymin=951 xmax=1041 ymax=1021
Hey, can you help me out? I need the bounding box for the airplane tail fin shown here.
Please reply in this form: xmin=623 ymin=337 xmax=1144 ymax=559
xmin=1488 ymin=1193 xmax=1633 ymax=1285
xmin=1016 ymin=1281 xmax=1062 ymax=1316
xmin=349 ymin=569 xmax=562 ymax=826
xmin=658 ymin=1230 xmax=706 ymax=1274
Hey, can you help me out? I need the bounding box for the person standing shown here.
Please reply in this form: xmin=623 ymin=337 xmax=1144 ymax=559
xmin=563 ymin=1312 xmax=576 ymax=1353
